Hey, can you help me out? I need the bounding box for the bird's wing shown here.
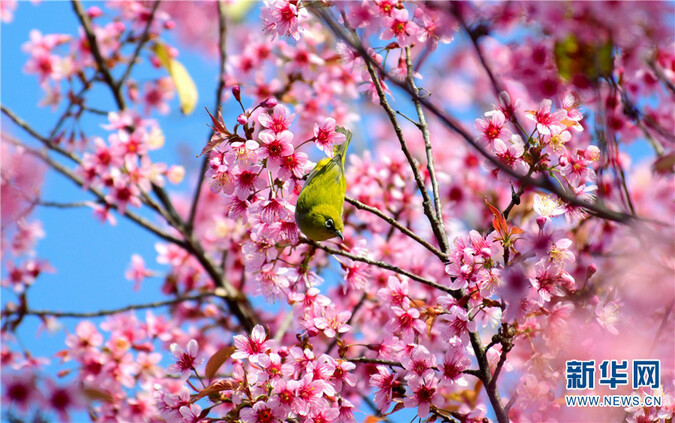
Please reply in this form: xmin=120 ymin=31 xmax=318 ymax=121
xmin=304 ymin=156 xmax=342 ymax=187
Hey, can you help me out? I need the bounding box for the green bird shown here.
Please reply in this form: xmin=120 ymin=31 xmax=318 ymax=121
xmin=295 ymin=127 xmax=352 ymax=241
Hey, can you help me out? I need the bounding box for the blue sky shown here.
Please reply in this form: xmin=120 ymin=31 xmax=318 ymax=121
xmin=1 ymin=0 xmax=220 ymax=349
xmin=1 ymin=1 xmax=663 ymax=422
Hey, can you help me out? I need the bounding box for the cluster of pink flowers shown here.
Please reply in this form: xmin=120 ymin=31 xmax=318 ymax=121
xmin=20 ymin=2 xmax=174 ymax=114
xmin=0 ymin=140 xmax=52 ymax=295
xmin=77 ymin=111 xmax=182 ymax=218
xmin=2 ymin=1 xmax=674 ymax=422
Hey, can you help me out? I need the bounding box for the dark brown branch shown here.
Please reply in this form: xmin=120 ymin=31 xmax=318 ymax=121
xmin=37 ymin=200 xmax=96 ymax=209
xmin=312 ymin=7 xmax=637 ymax=226
xmin=648 ymin=57 xmax=675 ymax=95
xmin=404 ymin=46 xmax=449 ymax=253
xmin=345 ymin=357 xmax=403 ymax=368
xmin=3 ymin=293 xmax=219 ymax=319
xmin=345 ymin=196 xmax=447 ymax=261
xmin=117 ymin=0 xmax=162 ymax=87
xmin=361 ymin=57 xmax=450 ymax=256
xmin=71 ymin=0 xmax=126 ymax=109
xmin=188 ymin=0 xmax=228 ymax=230
xmin=302 ymin=238 xmax=451 ymax=293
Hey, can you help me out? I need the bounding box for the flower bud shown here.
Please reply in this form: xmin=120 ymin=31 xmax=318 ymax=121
xmin=558 ymin=155 xmax=569 ymax=167
xmin=164 ymin=20 xmax=175 ymax=30
xmin=237 ymin=114 xmax=248 ymax=125
xmin=584 ymin=145 xmax=600 ymax=161
xmin=536 ymin=216 xmax=547 ymax=230
xmin=261 ymin=98 xmax=277 ymax=108
xmin=87 ymin=6 xmax=102 ymax=18
xmin=167 ymin=165 xmax=185 ymax=184
xmin=232 ymin=85 xmax=241 ymax=102
xmin=586 ymin=263 xmax=597 ymax=279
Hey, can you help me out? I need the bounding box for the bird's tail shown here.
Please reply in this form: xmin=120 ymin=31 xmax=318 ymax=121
xmin=334 ymin=126 xmax=352 ymax=167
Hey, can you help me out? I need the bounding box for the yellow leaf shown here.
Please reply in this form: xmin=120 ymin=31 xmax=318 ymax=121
xmin=223 ymin=0 xmax=256 ymax=22
xmin=153 ymin=42 xmax=198 ymax=115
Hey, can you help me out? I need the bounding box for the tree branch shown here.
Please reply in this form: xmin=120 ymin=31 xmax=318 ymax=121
xmin=71 ymin=0 xmax=126 ymax=109
xmin=302 ymin=238 xmax=451 ymax=294
xmin=188 ymin=0 xmax=228 ymax=230
xmin=3 ymin=293 xmax=219 ymax=319
xmin=310 ymin=6 xmax=640 ymax=227
xmin=345 ymin=196 xmax=447 ymax=261
xmin=361 ymin=54 xmax=450 ymax=257
xmin=404 ymin=46 xmax=449 ymax=253
xmin=3 ymin=135 xmax=188 ymax=248
xmin=345 ymin=357 xmax=403 ymax=368
xmin=68 ymin=3 xmax=259 ymax=332
xmin=117 ymin=0 xmax=162 ymax=87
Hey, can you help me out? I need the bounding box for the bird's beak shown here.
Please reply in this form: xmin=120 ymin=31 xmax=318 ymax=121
xmin=335 ymin=230 xmax=344 ymax=241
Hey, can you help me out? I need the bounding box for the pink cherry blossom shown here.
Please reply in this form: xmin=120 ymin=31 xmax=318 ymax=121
xmin=167 ymin=339 xmax=201 ymax=380
xmin=232 ymin=325 xmax=275 ymax=361
xmin=313 ymin=118 xmax=346 ymax=158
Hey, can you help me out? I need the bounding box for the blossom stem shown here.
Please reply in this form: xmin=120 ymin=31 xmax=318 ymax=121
xmin=1 ymin=293 xmax=219 ymax=319
xmin=117 ymin=0 xmax=162 ymax=88
xmin=71 ymin=0 xmax=126 ymax=110
xmin=302 ymin=238 xmax=451 ymax=294
xmin=345 ymin=196 xmax=447 ymax=261
xmin=188 ymin=0 xmax=228 ymax=230
xmin=405 ymin=46 xmax=449 ymax=253
xmin=312 ymin=6 xmax=639 ymax=226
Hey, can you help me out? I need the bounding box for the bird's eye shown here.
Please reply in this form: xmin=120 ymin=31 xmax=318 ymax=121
xmin=325 ymin=218 xmax=334 ymax=228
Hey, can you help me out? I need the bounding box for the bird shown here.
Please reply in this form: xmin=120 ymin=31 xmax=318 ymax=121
xmin=294 ymin=127 xmax=352 ymax=241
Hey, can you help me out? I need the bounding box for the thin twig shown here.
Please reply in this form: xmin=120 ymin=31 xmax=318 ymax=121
xmin=312 ymin=7 xmax=638 ymax=226
xmin=302 ymin=238 xmax=451 ymax=293
xmin=489 ymin=349 xmax=509 ymax=389
xmin=188 ymin=0 xmax=228 ymax=230
xmin=362 ymin=48 xmax=449 ymax=255
xmin=117 ymin=0 xmax=162 ymax=87
xmin=2 ymin=104 xmax=81 ymax=164
xmin=405 ymin=46 xmax=449 ymax=253
xmin=345 ymin=196 xmax=447 ymax=261
xmin=325 ymin=292 xmax=367 ymax=355
xmin=71 ymin=0 xmax=126 ymax=109
xmin=37 ymin=200 xmax=96 ymax=209
xmin=3 ymin=293 xmax=219 ymax=319
xmin=345 ymin=357 xmax=403 ymax=368
xmin=503 ymin=165 xmax=536 ymax=219
xmin=648 ymin=57 xmax=675 ymax=95
xmin=3 ymin=136 xmax=187 ymax=248
xmin=48 ymin=78 xmax=95 ymax=141
xmin=649 ymin=299 xmax=674 ymax=355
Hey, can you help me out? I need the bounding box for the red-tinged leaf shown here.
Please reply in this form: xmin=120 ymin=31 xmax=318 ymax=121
xmin=57 ymin=369 xmax=71 ymax=378
xmin=485 ymin=199 xmax=507 ymax=234
xmin=199 ymin=108 xmax=229 ymax=157
xmin=388 ymin=401 xmax=405 ymax=415
xmin=653 ymin=152 xmax=675 ymax=174
xmin=205 ymin=107 xmax=227 ymax=135
xmin=510 ymin=226 xmax=524 ymax=235
xmin=364 ymin=416 xmax=384 ymax=423
xmin=470 ymin=379 xmax=483 ymax=407
xmin=192 ymin=379 xmax=238 ymax=402
xmin=204 ymin=346 xmax=236 ymax=380
xmin=82 ymin=387 xmax=114 ymax=403
xmin=198 ymin=132 xmax=228 ymax=158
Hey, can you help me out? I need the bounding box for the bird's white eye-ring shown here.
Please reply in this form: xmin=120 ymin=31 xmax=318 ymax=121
xmin=325 ymin=218 xmax=334 ymax=228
